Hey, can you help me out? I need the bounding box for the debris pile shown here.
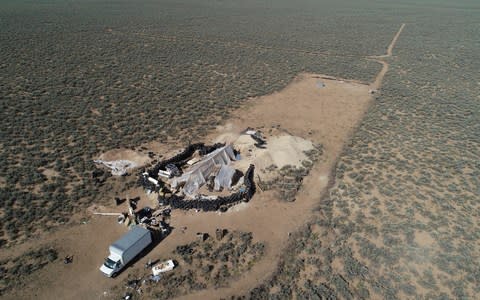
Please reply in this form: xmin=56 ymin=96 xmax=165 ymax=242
xmin=152 ymin=260 xmax=175 ymax=276
xmin=94 ymin=159 xmax=138 ymax=176
xmin=137 ymin=133 xmax=260 ymax=212
xmin=147 ymin=143 xmax=225 ymax=179
xmin=167 ymin=164 xmax=255 ymax=212
xmin=91 ymin=198 xmax=171 ymax=235
xmin=243 ymin=128 xmax=267 ymax=148
xmin=170 ymin=145 xmax=237 ymax=197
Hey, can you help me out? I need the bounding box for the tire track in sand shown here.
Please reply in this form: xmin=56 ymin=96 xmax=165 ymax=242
xmin=368 ymin=23 xmax=406 ymax=89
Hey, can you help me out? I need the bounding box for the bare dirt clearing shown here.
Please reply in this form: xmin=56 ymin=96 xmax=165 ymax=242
xmin=1 ymin=73 xmax=373 ymax=300
xmin=227 ymin=133 xmax=315 ymax=180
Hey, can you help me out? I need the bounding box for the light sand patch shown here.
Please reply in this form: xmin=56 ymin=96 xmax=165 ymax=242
xmin=42 ymin=168 xmax=59 ymax=179
xmin=223 ymin=201 xmax=250 ymax=213
xmin=215 ymin=131 xmax=241 ymax=145
xmin=91 ymin=108 xmax=102 ymax=116
xmin=415 ymin=230 xmax=437 ymax=247
xmin=262 ymin=135 xmax=313 ymax=168
xmin=233 ymin=134 xmax=314 ymax=180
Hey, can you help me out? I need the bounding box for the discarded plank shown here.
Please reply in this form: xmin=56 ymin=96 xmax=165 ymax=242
xmin=93 ymin=212 xmax=123 ymax=216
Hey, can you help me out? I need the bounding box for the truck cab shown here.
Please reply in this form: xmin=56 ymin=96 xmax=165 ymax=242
xmin=100 ymin=254 xmax=122 ymax=277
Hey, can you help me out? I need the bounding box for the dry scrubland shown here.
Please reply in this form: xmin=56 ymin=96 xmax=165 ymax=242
xmin=0 ymin=0 xmax=383 ymax=245
xmin=112 ymin=231 xmax=265 ymax=299
xmin=242 ymin=3 xmax=480 ymax=300
xmin=1 ymin=0 xmax=479 ymax=299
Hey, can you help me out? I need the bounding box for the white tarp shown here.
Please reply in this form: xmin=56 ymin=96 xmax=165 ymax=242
xmin=171 ymin=145 xmax=236 ymax=197
xmin=214 ymin=165 xmax=236 ymax=191
xmin=93 ymin=159 xmax=137 ymax=176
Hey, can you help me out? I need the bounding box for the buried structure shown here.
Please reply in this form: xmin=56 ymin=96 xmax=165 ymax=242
xmin=170 ymin=144 xmax=237 ymax=197
xmin=136 ymin=128 xmax=321 ymax=212
xmin=139 ymin=135 xmax=258 ymax=212
xmin=93 ymin=129 xmax=320 ymax=281
xmin=93 ymin=131 xmax=261 ymax=279
xmin=93 ymin=129 xmax=320 ymax=219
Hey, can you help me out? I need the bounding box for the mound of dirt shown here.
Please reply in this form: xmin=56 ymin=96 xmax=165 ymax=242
xmin=262 ymin=135 xmax=313 ymax=168
xmin=233 ymin=134 xmax=314 ymax=179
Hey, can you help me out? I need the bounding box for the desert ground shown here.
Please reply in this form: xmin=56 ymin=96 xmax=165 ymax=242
xmin=1 ymin=23 xmax=401 ymax=299
xmin=1 ymin=1 xmax=478 ymax=299
xmin=0 ymin=74 xmax=370 ymax=299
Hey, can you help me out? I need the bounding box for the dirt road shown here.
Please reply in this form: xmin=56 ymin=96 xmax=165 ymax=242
xmin=370 ymin=23 xmax=406 ymax=89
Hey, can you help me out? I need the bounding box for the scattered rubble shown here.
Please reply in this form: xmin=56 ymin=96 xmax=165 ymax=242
xmin=137 ymin=133 xmax=258 ymax=213
xmin=94 ymin=129 xmax=320 ymax=285
xmin=94 ymin=159 xmax=138 ymax=176
xmin=91 ymin=197 xmax=171 ymax=235
xmin=113 ymin=229 xmax=265 ymax=299
xmin=170 ymin=145 xmax=237 ymax=197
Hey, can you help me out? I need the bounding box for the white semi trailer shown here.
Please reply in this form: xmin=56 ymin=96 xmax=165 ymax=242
xmin=100 ymin=226 xmax=152 ymax=277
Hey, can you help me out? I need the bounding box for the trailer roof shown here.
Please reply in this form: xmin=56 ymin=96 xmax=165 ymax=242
xmin=112 ymin=226 xmax=150 ymax=252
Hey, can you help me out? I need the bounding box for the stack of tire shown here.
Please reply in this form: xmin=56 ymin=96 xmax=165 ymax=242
xmin=243 ymin=164 xmax=256 ymax=202
xmin=250 ymin=134 xmax=266 ymax=148
xmin=146 ymin=143 xmax=225 ymax=179
xmin=165 ymin=165 xmax=256 ymax=212
xmin=138 ymin=173 xmax=158 ymax=192
xmin=198 ymin=143 xmax=225 ymax=156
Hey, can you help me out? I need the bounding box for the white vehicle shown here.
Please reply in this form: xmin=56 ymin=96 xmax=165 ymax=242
xmin=100 ymin=226 xmax=152 ymax=277
xmin=152 ymin=259 xmax=175 ymax=276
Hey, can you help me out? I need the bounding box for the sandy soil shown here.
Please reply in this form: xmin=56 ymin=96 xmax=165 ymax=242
xmin=41 ymin=168 xmax=59 ymax=179
xmin=228 ymin=134 xmax=315 ymax=180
